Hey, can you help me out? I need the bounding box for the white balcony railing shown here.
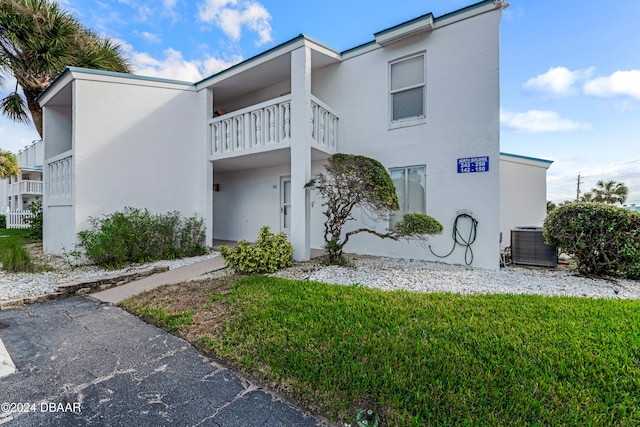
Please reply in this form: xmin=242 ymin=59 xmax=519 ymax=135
xmin=311 ymin=97 xmax=338 ymax=151
xmin=210 ymin=95 xmax=291 ymax=156
xmin=210 ymin=95 xmax=338 ymax=158
xmin=8 ymin=180 xmax=44 ymax=196
xmin=48 ymin=155 xmax=73 ymax=201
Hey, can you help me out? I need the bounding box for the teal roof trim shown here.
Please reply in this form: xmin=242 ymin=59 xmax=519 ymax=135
xmin=500 ymin=152 xmax=554 ymax=164
xmin=345 ymin=0 xmax=496 ymax=56
xmin=65 ymin=67 xmax=195 ymax=86
xmin=373 ymin=13 xmax=434 ymax=38
xmin=39 ymin=0 xmax=499 ymax=98
xmin=37 ymin=66 xmax=194 ymax=102
xmin=434 ymin=0 xmax=496 ymax=23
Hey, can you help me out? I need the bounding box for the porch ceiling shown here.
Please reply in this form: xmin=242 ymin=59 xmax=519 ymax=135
xmin=45 ymin=81 xmax=72 ymax=107
xmin=212 ymin=147 xmax=331 ymax=172
xmin=213 ymin=148 xmax=290 ymax=172
xmin=208 ymin=47 xmax=340 ymax=104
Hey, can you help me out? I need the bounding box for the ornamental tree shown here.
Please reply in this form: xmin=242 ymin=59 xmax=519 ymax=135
xmin=306 ymin=153 xmax=443 ymax=264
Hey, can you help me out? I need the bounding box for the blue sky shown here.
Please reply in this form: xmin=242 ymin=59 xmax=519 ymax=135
xmin=1 ymin=0 xmax=639 ymax=205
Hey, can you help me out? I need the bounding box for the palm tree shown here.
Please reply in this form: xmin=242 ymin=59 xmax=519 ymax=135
xmin=580 ymin=192 xmax=594 ymax=202
xmin=592 ymin=180 xmax=629 ymax=205
xmin=0 ymin=149 xmax=20 ymax=179
xmin=0 ymin=0 xmax=131 ymax=137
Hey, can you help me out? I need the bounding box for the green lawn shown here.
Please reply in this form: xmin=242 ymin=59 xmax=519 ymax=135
xmin=124 ymin=276 xmax=640 ymax=426
xmin=0 ymin=228 xmax=36 ymax=243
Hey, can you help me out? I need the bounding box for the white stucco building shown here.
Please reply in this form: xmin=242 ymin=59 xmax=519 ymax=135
xmin=38 ymin=0 xmax=533 ymax=270
xmin=499 ymin=153 xmax=553 ymax=248
xmin=1 ymin=140 xmax=44 ymax=212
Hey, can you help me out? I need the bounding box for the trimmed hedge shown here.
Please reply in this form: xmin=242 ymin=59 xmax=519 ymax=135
xmin=543 ymin=202 xmax=640 ymax=278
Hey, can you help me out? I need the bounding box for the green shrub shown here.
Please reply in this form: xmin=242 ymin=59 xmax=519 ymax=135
xmin=219 ymin=226 xmax=294 ymax=274
xmin=0 ymin=237 xmax=31 ymax=272
xmin=24 ymin=199 xmax=43 ymax=240
xmin=75 ymin=207 xmax=207 ymax=268
xmin=394 ymin=212 xmax=443 ymax=236
xmin=543 ymin=202 xmax=640 ymax=278
xmin=0 ymin=214 xmax=6 ymax=229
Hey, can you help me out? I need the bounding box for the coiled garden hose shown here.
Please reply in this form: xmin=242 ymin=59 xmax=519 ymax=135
xmin=429 ymin=211 xmax=479 ymax=266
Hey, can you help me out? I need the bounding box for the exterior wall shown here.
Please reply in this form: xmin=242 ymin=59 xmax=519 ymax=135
xmin=499 ymin=155 xmax=551 ymax=248
xmin=72 ymin=79 xmax=204 ymax=239
xmin=213 ymin=163 xmax=290 ymax=241
xmin=45 ymin=106 xmax=73 ymax=158
xmin=215 ymin=80 xmax=290 ymax=114
xmin=16 ymin=140 xmax=44 ymax=168
xmin=43 ymin=74 xmax=206 ymax=255
xmin=43 ymin=101 xmax=73 ymax=253
xmin=309 ymin=9 xmax=502 ymax=269
xmin=212 ymin=159 xmax=326 ymax=245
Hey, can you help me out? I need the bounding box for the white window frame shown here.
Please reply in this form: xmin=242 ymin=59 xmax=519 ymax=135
xmin=389 ymin=53 xmax=426 ymax=129
xmin=389 ymin=165 xmax=426 ymax=228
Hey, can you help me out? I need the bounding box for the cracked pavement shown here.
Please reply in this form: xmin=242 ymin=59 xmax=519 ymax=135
xmin=0 ymin=297 xmax=322 ymax=426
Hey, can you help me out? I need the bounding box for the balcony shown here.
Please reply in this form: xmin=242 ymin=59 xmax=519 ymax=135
xmin=9 ymin=180 xmax=44 ymax=197
xmin=209 ymin=95 xmax=338 ymax=160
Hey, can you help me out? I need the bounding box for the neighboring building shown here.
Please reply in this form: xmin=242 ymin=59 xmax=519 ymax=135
xmin=1 ymin=140 xmax=44 ymax=211
xmin=39 ymin=0 xmax=518 ymax=270
xmin=499 ymin=153 xmax=553 ymax=248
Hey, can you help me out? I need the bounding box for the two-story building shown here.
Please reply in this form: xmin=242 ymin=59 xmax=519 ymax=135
xmin=1 ymin=140 xmax=44 ymax=213
xmin=38 ymin=0 xmax=511 ymax=269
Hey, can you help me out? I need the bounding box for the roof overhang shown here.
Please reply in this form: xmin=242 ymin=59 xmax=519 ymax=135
xmin=500 ymin=152 xmax=553 ymax=170
xmin=375 ymin=14 xmax=434 ymax=46
xmin=38 ymin=67 xmax=195 ymax=107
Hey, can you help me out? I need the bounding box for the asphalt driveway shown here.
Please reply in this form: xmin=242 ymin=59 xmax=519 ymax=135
xmin=0 ymin=297 xmax=321 ymax=426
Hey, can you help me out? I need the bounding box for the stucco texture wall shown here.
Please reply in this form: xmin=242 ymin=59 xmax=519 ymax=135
xmin=72 ymin=79 xmax=206 ymax=235
xmin=309 ymin=10 xmax=502 ymax=269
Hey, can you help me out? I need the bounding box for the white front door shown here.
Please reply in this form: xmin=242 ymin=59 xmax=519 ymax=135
xmin=281 ymin=177 xmax=291 ymax=234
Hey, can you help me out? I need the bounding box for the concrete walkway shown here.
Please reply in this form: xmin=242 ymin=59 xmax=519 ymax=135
xmin=0 ymin=297 xmax=322 ymax=426
xmin=91 ymin=256 xmax=227 ymax=304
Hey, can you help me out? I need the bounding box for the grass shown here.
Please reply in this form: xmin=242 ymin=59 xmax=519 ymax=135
xmin=0 ymin=228 xmax=49 ymax=272
xmin=0 ymin=228 xmax=38 ymax=243
xmin=123 ymin=275 xmax=640 ymax=426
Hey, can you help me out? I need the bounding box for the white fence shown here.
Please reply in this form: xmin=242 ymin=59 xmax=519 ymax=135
xmin=4 ymin=210 xmax=33 ymax=229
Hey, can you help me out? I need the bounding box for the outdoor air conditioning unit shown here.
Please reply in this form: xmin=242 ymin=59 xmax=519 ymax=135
xmin=511 ymin=226 xmax=557 ymax=267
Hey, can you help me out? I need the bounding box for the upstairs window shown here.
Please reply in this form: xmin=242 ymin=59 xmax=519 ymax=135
xmin=390 ymin=54 xmax=425 ymax=122
xmin=389 ymin=165 xmax=426 ymax=228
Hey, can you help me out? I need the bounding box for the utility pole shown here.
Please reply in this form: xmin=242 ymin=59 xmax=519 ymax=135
xmin=576 ymin=172 xmax=583 ymax=201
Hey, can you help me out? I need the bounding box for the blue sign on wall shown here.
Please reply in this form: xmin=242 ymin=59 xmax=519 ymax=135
xmin=457 ymin=156 xmax=489 ymax=173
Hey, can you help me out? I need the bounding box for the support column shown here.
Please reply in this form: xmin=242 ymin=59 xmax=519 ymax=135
xmin=289 ymin=46 xmax=312 ymax=261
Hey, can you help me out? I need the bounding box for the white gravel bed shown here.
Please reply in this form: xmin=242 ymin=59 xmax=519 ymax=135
xmin=0 ymin=251 xmax=219 ymax=302
xmin=271 ymin=255 xmax=640 ymax=299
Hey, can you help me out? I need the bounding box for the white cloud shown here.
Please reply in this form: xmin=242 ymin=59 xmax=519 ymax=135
xmin=138 ymin=31 xmax=161 ymax=44
xmin=583 ymin=70 xmax=640 ymax=100
xmin=500 ymin=109 xmax=592 ymax=133
xmin=129 ymin=47 xmax=242 ymax=82
xmin=0 ymin=119 xmax=41 ymax=154
xmin=197 ymin=0 xmax=273 ymax=46
xmin=523 ymin=66 xmax=594 ymax=97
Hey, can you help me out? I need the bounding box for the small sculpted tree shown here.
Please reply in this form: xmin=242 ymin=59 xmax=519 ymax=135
xmin=306 ymin=153 xmax=443 ymax=264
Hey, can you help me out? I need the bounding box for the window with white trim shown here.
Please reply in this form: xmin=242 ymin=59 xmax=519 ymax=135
xmin=389 ymin=166 xmax=426 ymax=228
xmin=390 ymin=54 xmax=425 ymax=122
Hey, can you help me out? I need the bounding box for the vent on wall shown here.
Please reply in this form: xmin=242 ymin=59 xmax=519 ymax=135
xmin=511 ymin=227 xmax=557 ymax=267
